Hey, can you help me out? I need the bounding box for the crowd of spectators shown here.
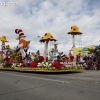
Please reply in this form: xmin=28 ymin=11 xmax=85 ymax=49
xmin=76 ymin=53 xmax=100 ymax=70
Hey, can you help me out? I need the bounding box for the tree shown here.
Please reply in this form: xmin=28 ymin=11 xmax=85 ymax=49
xmin=93 ymin=45 xmax=100 ymax=57
xmin=87 ymin=47 xmax=94 ymax=54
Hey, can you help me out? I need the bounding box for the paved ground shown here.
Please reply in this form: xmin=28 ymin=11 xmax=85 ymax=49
xmin=0 ymin=70 xmax=100 ymax=100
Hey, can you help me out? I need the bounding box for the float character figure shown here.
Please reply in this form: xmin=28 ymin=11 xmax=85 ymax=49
xmin=0 ymin=36 xmax=9 ymax=62
xmin=1 ymin=41 xmax=5 ymax=51
xmin=4 ymin=45 xmax=12 ymax=63
xmin=0 ymin=36 xmax=8 ymax=53
xmin=15 ymin=29 xmax=30 ymax=60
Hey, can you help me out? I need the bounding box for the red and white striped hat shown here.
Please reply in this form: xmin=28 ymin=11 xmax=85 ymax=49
xmin=15 ymin=29 xmax=26 ymax=37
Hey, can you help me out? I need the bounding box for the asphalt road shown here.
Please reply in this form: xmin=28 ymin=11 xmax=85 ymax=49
xmin=0 ymin=70 xmax=100 ymax=100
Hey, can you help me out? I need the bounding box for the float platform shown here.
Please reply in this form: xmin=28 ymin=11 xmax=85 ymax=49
xmin=0 ymin=66 xmax=84 ymax=73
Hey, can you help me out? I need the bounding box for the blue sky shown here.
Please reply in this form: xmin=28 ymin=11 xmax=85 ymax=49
xmin=0 ymin=0 xmax=100 ymax=55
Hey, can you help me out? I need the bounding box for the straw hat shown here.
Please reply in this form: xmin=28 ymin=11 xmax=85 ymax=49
xmin=5 ymin=45 xmax=10 ymax=49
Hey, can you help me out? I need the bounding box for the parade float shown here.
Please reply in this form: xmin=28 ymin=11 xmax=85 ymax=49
xmin=0 ymin=26 xmax=83 ymax=73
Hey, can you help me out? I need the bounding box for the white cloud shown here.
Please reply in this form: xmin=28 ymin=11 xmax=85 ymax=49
xmin=0 ymin=0 xmax=100 ymax=55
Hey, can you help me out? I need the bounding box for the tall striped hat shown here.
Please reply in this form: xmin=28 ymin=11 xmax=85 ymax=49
xmin=15 ymin=29 xmax=26 ymax=37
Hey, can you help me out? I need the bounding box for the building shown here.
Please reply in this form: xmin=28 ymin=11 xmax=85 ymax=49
xmin=75 ymin=45 xmax=95 ymax=56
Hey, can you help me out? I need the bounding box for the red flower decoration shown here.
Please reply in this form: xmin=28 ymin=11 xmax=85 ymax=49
xmin=38 ymin=56 xmax=44 ymax=62
xmin=53 ymin=61 xmax=60 ymax=68
xmin=30 ymin=61 xmax=38 ymax=67
xmin=70 ymin=55 xmax=74 ymax=60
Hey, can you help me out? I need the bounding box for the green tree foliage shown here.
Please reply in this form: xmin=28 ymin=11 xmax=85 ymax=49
xmin=87 ymin=47 xmax=94 ymax=54
xmin=93 ymin=45 xmax=100 ymax=56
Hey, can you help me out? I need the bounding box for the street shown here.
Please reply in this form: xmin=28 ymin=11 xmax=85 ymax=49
xmin=0 ymin=70 xmax=100 ymax=100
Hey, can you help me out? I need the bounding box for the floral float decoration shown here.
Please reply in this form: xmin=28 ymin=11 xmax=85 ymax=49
xmin=0 ymin=29 xmax=84 ymax=72
xmin=67 ymin=25 xmax=83 ymax=35
xmin=37 ymin=62 xmax=52 ymax=68
xmin=39 ymin=32 xmax=57 ymax=61
xmin=67 ymin=25 xmax=83 ymax=66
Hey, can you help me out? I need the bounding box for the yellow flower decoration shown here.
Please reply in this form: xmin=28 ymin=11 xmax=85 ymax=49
xmin=39 ymin=32 xmax=57 ymax=42
xmin=0 ymin=36 xmax=8 ymax=42
xmin=67 ymin=25 xmax=83 ymax=35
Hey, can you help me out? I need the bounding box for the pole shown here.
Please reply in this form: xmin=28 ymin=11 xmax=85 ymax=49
xmin=72 ymin=35 xmax=76 ymax=66
xmin=54 ymin=41 xmax=57 ymax=55
xmin=44 ymin=40 xmax=49 ymax=61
